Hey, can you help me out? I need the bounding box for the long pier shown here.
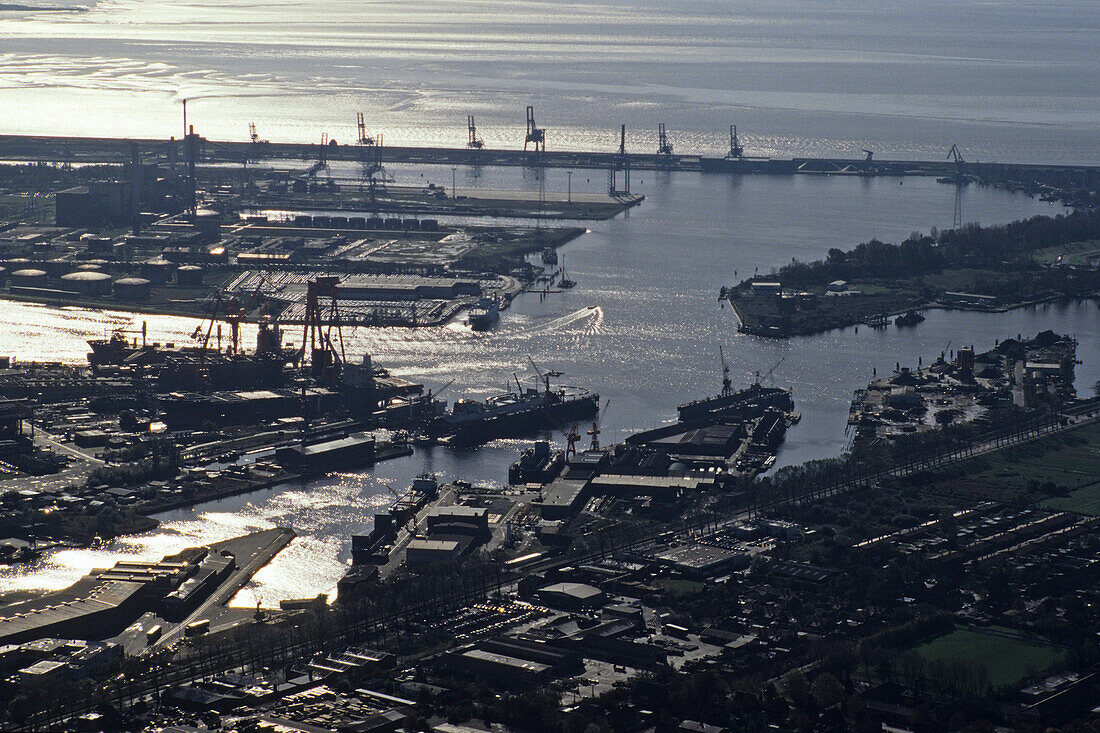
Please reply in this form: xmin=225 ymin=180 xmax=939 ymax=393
xmin=3 ymin=133 xmax=1099 ymax=179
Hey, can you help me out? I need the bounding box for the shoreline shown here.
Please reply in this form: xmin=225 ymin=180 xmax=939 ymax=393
xmin=730 ymin=293 xmax=1100 ymax=339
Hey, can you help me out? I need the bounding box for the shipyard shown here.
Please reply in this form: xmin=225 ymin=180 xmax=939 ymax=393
xmin=2 ymin=1 xmax=1100 ymax=731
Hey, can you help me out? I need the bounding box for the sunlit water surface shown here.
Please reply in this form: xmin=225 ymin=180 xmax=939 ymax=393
xmin=0 ymin=167 xmax=1095 ymax=604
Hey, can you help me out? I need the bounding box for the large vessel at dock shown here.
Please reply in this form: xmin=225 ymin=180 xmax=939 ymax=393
xmin=87 ymin=319 xmax=294 ymax=390
xmin=428 ymin=374 xmax=598 ymax=446
xmin=467 ymin=296 xmax=500 ymax=331
xmin=678 ymin=350 xmax=793 ymax=422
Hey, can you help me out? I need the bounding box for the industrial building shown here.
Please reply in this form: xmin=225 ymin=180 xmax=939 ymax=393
xmin=275 ymin=432 xmax=377 ymax=474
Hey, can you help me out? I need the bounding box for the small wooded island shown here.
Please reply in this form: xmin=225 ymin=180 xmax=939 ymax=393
xmin=726 ymin=209 xmax=1100 ymax=337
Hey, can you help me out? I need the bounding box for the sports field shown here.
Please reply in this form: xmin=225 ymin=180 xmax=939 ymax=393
xmin=914 ymin=627 xmax=1065 ymax=688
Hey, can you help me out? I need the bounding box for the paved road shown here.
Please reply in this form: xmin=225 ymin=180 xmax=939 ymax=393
xmin=153 ymin=527 xmax=296 ymax=652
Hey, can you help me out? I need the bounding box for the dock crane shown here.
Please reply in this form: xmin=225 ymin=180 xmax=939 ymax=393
xmin=248 ymin=122 xmax=267 ymax=145
xmin=657 ymin=123 xmax=673 ymax=157
xmin=356 ymin=113 xmax=389 ymax=193
xmin=609 ymin=124 xmax=631 ymax=195
xmin=860 ymin=149 xmax=876 ymax=176
xmin=947 ymin=144 xmax=965 ymax=175
xmin=301 ymin=275 xmax=345 ymax=381
xmin=726 ymin=124 xmax=744 ymax=160
xmin=947 ymin=144 xmax=966 ymax=227
xmin=467 ymin=115 xmax=484 ymax=149
xmin=524 ymin=106 xmax=545 ymax=153
xmin=719 ymin=345 xmax=732 ymax=397
xmin=528 ymin=356 xmax=563 ymax=393
xmin=587 ymin=398 xmax=610 ymax=452
xmin=191 ymin=277 xmax=270 ymax=359
xmin=563 ymin=422 xmax=581 ymax=459
xmin=356 ymin=112 xmax=378 ymax=146
xmin=428 ymin=378 xmax=455 ymax=401
xmin=753 ymin=357 xmax=785 ymax=387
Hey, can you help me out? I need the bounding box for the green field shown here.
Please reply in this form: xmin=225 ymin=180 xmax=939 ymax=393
xmin=915 ymin=627 xmax=1065 ymax=688
xmin=935 ymin=421 xmax=1100 ymax=505
xmin=1043 ymin=482 xmax=1100 ymax=515
xmin=1031 ymin=239 xmax=1100 ymax=266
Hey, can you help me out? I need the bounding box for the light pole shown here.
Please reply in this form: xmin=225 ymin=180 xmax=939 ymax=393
xmin=567 ymin=170 xmax=573 ymax=202
xmin=451 ymin=166 xmax=457 ymax=200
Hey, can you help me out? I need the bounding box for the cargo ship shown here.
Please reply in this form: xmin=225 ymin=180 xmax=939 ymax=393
xmin=428 ymin=375 xmax=598 ymax=446
xmin=678 ymin=350 xmax=793 ymax=423
xmin=467 ymin=296 xmax=500 ymax=331
xmin=88 ymin=319 xmax=293 ymax=390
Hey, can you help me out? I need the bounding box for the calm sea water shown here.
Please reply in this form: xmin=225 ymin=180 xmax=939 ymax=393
xmin=0 ymin=0 xmax=1098 ymax=163
xmin=0 ymin=165 xmax=1093 ymax=603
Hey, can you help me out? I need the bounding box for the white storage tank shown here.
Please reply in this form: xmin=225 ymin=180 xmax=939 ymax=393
xmin=10 ymin=269 xmax=48 ymax=289
xmin=140 ymin=258 xmax=176 ymax=285
xmin=113 ymin=276 xmax=152 ymax=301
xmin=176 ymin=265 xmax=204 ymax=287
xmin=61 ymin=270 xmax=112 ymax=296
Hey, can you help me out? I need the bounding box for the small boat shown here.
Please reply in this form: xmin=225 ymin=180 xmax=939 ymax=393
xmin=895 ymin=310 xmax=926 ymax=327
xmin=558 ymin=256 xmax=575 ymax=289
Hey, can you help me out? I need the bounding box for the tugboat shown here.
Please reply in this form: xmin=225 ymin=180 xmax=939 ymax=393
xmin=468 ymin=296 xmax=500 ymax=331
xmin=895 ymin=310 xmax=926 ymax=327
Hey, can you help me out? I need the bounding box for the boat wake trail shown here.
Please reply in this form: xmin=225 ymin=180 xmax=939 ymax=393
xmin=508 ymin=305 xmax=603 ymax=338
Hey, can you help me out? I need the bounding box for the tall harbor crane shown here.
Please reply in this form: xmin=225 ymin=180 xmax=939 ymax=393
xmin=948 ymin=144 xmax=966 ymax=227
xmin=657 ymin=123 xmax=673 ymax=159
xmin=726 ymin=124 xmax=744 ymax=160
xmin=356 ymin=113 xmax=389 ymax=193
xmin=301 ymin=275 xmax=345 ymax=381
xmin=609 ymin=124 xmax=630 ymax=195
xmin=467 ymin=115 xmax=484 ymax=149
xmin=719 ymin=345 xmax=732 ymax=397
xmin=524 ymin=106 xmax=545 ymax=153
xmin=753 ymin=357 xmax=785 ymax=387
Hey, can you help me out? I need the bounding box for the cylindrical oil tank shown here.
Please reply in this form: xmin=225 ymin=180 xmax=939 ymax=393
xmin=10 ymin=269 xmax=48 ymax=289
xmin=176 ymin=265 xmax=203 ymax=287
xmin=114 ymin=277 xmax=152 ymax=301
xmin=61 ymin=270 xmax=112 ymax=296
xmin=140 ymin=258 xmax=176 ymax=285
xmin=76 ymin=262 xmax=103 ymax=272
xmin=193 ymin=209 xmax=221 ymax=241
xmin=44 ymin=258 xmax=71 ymax=277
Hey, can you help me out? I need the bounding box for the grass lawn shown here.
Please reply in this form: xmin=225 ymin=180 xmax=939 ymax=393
xmin=1031 ymin=239 xmax=1100 ymax=266
xmin=914 ymin=627 xmax=1065 ymax=688
xmin=941 ymin=421 xmax=1100 ymax=504
xmin=1043 ymin=482 xmax=1100 ymax=516
xmin=655 ymin=577 xmax=705 ymax=595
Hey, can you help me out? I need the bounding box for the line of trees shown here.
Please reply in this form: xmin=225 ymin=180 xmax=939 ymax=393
xmin=740 ymin=208 xmax=1100 ymax=292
